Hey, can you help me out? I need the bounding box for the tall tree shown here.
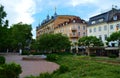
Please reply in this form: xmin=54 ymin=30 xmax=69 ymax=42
xmin=11 ymin=22 xmax=32 ymax=50
xmin=0 ymin=4 xmax=8 ymax=27
xmin=0 ymin=4 xmax=9 ymax=52
xmin=37 ymin=33 xmax=71 ymax=53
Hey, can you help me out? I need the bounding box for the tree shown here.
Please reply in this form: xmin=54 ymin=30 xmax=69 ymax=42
xmin=0 ymin=4 xmax=9 ymax=52
xmin=78 ymin=36 xmax=103 ymax=56
xmin=10 ymin=22 xmax=32 ymax=51
xmin=37 ymin=33 xmax=71 ymax=53
xmin=0 ymin=4 xmax=8 ymax=27
xmin=107 ymin=31 xmax=120 ymax=42
xmin=30 ymin=39 xmax=39 ymax=51
xmin=78 ymin=36 xmax=103 ymax=47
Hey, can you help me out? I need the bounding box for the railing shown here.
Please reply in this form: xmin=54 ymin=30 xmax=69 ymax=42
xmin=71 ymin=27 xmax=77 ymax=31
xmin=69 ymin=33 xmax=78 ymax=38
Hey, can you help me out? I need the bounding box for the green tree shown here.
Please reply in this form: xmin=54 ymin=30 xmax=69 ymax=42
xmin=10 ymin=22 xmax=32 ymax=51
xmin=107 ymin=31 xmax=120 ymax=42
xmin=37 ymin=33 xmax=71 ymax=53
xmin=78 ymin=36 xmax=103 ymax=56
xmin=0 ymin=4 xmax=8 ymax=27
xmin=30 ymin=39 xmax=38 ymax=51
xmin=0 ymin=4 xmax=9 ymax=52
xmin=78 ymin=36 xmax=103 ymax=47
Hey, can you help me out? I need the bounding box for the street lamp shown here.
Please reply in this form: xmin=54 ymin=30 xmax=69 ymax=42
xmin=26 ymin=39 xmax=31 ymax=54
xmin=18 ymin=42 xmax=22 ymax=55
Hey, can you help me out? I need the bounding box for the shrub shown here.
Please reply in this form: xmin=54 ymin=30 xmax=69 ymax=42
xmin=0 ymin=63 xmax=22 ymax=78
xmin=25 ymin=73 xmax=52 ymax=78
xmin=39 ymin=72 xmax=52 ymax=78
xmin=90 ymin=53 xmax=96 ymax=57
xmin=31 ymin=52 xmax=42 ymax=55
xmin=108 ymin=54 xmax=117 ymax=58
xmin=0 ymin=56 xmax=5 ymax=65
xmin=22 ymin=51 xmax=30 ymax=55
xmin=47 ymin=54 xmax=59 ymax=61
xmin=57 ymin=65 xmax=69 ymax=73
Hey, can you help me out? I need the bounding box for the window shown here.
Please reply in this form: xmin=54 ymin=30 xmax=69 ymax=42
xmin=99 ymin=26 xmax=101 ymax=31
xmin=116 ymin=24 xmax=119 ymax=30
xmin=89 ymin=29 xmax=92 ymax=33
xmin=83 ymin=26 xmax=85 ymax=30
xmin=91 ymin=21 xmax=96 ymax=24
xmin=113 ymin=16 xmax=117 ymax=20
xmin=110 ymin=25 xmax=113 ymax=30
xmin=83 ymin=32 xmax=85 ymax=36
xmin=104 ymin=34 xmax=107 ymax=40
xmin=78 ymin=32 xmax=80 ymax=36
xmin=73 ymin=20 xmax=76 ymax=23
xmin=94 ymin=28 xmax=96 ymax=32
xmin=99 ymin=35 xmax=102 ymax=40
xmin=99 ymin=18 xmax=104 ymax=22
xmin=104 ymin=25 xmax=107 ymax=30
xmin=78 ymin=26 xmax=80 ymax=29
xmin=73 ymin=32 xmax=75 ymax=35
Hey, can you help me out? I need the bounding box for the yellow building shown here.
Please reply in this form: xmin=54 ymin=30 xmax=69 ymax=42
xmin=36 ymin=13 xmax=87 ymax=44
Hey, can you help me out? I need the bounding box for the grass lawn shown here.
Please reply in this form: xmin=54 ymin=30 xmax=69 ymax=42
xmin=26 ymin=53 xmax=120 ymax=78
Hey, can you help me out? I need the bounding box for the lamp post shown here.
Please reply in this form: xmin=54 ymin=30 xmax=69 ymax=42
xmin=18 ymin=42 xmax=22 ymax=55
xmin=26 ymin=39 xmax=31 ymax=55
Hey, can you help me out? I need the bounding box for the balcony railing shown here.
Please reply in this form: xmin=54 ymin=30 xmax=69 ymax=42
xmin=69 ymin=33 xmax=78 ymax=38
xmin=71 ymin=27 xmax=77 ymax=31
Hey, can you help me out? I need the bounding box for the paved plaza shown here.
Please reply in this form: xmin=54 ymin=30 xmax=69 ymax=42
xmin=2 ymin=53 xmax=59 ymax=78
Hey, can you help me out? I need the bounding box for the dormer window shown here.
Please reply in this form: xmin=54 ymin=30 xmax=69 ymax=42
xmin=91 ymin=21 xmax=95 ymax=24
xmin=113 ymin=15 xmax=117 ymax=20
xmin=99 ymin=18 xmax=104 ymax=22
xmin=73 ymin=20 xmax=76 ymax=23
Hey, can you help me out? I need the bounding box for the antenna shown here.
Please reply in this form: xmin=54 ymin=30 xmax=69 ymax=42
xmin=38 ymin=18 xmax=40 ymax=26
xmin=55 ymin=6 xmax=56 ymax=13
xmin=54 ymin=6 xmax=57 ymax=16
xmin=112 ymin=5 xmax=114 ymax=8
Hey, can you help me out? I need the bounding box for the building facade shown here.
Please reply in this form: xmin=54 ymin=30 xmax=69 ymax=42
xmin=36 ymin=13 xmax=87 ymax=44
xmin=87 ymin=8 xmax=120 ymax=46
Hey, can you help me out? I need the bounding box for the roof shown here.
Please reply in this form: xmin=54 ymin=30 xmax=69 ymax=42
xmin=36 ymin=15 xmax=82 ymax=30
xmin=88 ymin=8 xmax=120 ymax=26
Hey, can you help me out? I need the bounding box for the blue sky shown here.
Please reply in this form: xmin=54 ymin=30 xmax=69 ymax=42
xmin=0 ymin=0 xmax=120 ymax=39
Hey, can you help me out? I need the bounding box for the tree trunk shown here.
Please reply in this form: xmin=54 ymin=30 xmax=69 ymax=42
xmin=86 ymin=47 xmax=90 ymax=56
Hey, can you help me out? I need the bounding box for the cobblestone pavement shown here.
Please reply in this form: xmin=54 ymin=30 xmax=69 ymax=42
xmin=3 ymin=53 xmax=59 ymax=78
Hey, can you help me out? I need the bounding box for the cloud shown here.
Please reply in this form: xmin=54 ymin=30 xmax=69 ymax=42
xmin=68 ymin=0 xmax=96 ymax=7
xmin=0 ymin=0 xmax=36 ymax=26
xmin=32 ymin=28 xmax=36 ymax=39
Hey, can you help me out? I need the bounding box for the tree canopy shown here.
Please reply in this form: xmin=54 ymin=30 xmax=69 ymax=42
xmin=107 ymin=31 xmax=120 ymax=42
xmin=0 ymin=4 xmax=33 ymax=52
xmin=10 ymin=22 xmax=32 ymax=49
xmin=0 ymin=5 xmax=9 ymax=51
xmin=0 ymin=5 xmax=8 ymax=27
xmin=37 ymin=33 xmax=71 ymax=52
xmin=78 ymin=36 xmax=103 ymax=47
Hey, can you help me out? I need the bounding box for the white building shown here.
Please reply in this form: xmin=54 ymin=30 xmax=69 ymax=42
xmin=87 ymin=8 xmax=120 ymax=46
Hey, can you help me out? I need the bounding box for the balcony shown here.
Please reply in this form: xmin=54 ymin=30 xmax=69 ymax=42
xmin=71 ymin=27 xmax=77 ymax=31
xmin=69 ymin=33 xmax=78 ymax=38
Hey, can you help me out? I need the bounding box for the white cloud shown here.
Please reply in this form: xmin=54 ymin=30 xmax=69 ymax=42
xmin=68 ymin=0 xmax=96 ymax=7
xmin=0 ymin=0 xmax=36 ymax=25
xmin=32 ymin=28 xmax=36 ymax=39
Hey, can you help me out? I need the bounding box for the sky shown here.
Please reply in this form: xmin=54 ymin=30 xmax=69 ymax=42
xmin=0 ymin=0 xmax=120 ymax=39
